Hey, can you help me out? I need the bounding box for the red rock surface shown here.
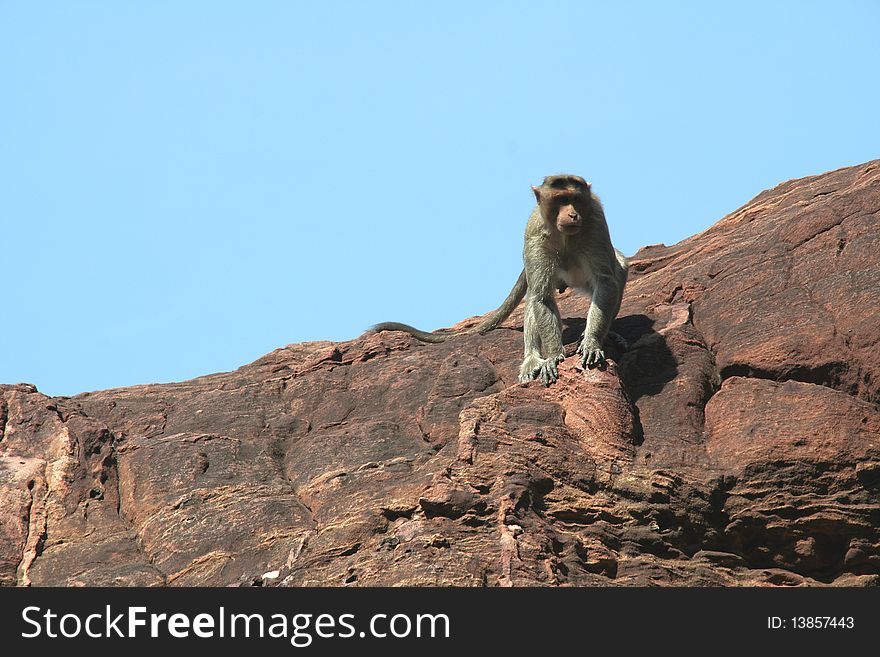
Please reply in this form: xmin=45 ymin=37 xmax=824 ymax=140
xmin=1 ymin=161 xmax=878 ymax=586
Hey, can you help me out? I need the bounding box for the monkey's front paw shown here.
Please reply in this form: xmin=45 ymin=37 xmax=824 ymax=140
xmin=538 ymin=359 xmax=560 ymax=386
xmin=577 ymin=338 xmax=606 ymax=369
xmin=518 ymin=355 xmax=541 ymax=384
xmin=518 ymin=355 xmax=563 ymax=386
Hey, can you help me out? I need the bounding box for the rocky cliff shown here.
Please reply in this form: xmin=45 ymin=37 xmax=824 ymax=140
xmin=2 ymin=161 xmax=879 ymax=587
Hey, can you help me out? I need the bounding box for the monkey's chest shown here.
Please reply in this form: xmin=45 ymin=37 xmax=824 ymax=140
xmin=556 ymin=256 xmax=593 ymax=289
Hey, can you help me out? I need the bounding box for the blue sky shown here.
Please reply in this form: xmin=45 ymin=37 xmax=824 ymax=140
xmin=2 ymin=1 xmax=879 ymax=396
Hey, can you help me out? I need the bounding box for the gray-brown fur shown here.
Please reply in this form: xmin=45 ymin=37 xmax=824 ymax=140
xmin=519 ymin=175 xmax=628 ymax=384
xmin=371 ymin=175 xmax=628 ymax=386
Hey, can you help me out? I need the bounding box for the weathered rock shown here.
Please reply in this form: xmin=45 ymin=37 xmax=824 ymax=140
xmin=1 ymin=161 xmax=878 ymax=586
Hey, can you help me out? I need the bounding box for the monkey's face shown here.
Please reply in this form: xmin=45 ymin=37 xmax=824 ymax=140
xmin=553 ymin=197 xmax=584 ymax=235
xmin=533 ymin=176 xmax=592 ymax=236
xmin=535 ymin=190 xmax=587 ymax=235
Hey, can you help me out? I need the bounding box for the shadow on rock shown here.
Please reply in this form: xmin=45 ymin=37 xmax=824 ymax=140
xmin=609 ymin=314 xmax=679 ymax=404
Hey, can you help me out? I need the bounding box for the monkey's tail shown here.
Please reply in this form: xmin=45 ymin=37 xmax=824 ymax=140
xmin=474 ymin=269 xmax=527 ymax=334
xmin=371 ymin=269 xmax=528 ymax=344
xmin=369 ymin=322 xmax=454 ymax=343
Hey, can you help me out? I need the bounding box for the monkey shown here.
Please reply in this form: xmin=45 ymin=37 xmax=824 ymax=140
xmin=371 ymin=175 xmax=629 ymax=385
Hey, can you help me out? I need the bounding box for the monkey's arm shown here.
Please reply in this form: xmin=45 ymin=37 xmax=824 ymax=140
xmin=578 ymin=274 xmax=623 ymax=368
xmin=518 ymin=257 xmax=565 ymax=385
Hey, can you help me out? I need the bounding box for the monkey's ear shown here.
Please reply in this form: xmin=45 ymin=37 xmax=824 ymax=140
xmin=586 ymin=181 xmax=592 ymax=188
xmin=532 ymin=185 xmax=542 ymax=202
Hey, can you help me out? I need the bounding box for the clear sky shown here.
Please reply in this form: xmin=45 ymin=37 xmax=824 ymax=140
xmin=2 ymin=1 xmax=879 ymax=397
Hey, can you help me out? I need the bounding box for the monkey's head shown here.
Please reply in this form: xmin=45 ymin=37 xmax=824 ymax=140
xmin=532 ymin=175 xmax=592 ymax=235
